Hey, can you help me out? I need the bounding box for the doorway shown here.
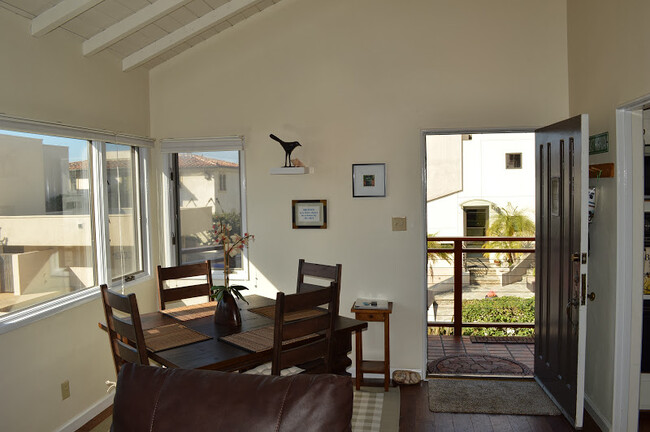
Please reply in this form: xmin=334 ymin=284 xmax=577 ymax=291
xmin=424 ymin=131 xmax=536 ymax=377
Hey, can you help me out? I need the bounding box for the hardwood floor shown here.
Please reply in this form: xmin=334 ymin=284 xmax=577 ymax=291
xmin=398 ymin=380 xmax=603 ymax=432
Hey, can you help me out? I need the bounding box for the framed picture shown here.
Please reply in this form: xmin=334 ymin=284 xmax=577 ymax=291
xmin=352 ymin=163 xmax=386 ymax=197
xmin=292 ymin=200 xmax=327 ymax=229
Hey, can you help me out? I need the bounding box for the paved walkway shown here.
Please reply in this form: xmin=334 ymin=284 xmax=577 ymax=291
xmin=427 ymin=335 xmax=534 ymax=376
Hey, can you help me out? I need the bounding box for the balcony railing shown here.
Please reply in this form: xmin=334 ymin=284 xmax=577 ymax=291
xmin=427 ymin=236 xmax=535 ymax=337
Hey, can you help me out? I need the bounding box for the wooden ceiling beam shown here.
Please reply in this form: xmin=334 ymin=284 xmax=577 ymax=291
xmin=83 ymin=0 xmax=192 ymax=56
xmin=32 ymin=0 xmax=105 ymax=37
xmin=122 ymin=0 xmax=259 ymax=71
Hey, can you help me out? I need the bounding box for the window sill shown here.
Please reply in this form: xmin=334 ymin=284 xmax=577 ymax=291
xmin=0 ymin=273 xmax=152 ymax=336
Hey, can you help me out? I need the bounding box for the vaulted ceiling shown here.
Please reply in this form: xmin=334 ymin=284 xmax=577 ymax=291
xmin=0 ymin=0 xmax=283 ymax=71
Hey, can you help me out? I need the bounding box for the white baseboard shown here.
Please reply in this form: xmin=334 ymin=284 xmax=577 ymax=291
xmin=350 ymin=367 xmax=424 ymax=380
xmin=56 ymin=392 xmax=114 ymax=432
xmin=584 ymin=393 xmax=612 ymax=432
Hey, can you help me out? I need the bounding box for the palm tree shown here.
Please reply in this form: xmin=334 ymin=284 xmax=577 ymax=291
xmin=482 ymin=203 xmax=535 ymax=265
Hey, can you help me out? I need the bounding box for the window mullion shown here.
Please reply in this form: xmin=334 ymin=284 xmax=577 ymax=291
xmin=91 ymin=140 xmax=111 ymax=286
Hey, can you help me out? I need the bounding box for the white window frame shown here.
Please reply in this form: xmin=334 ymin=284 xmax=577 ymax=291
xmin=160 ymin=137 xmax=249 ymax=283
xmin=0 ymin=115 xmax=153 ymax=335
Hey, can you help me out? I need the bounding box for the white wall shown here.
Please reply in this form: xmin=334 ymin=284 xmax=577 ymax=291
xmin=0 ymin=8 xmax=152 ymax=432
xmin=151 ymin=0 xmax=569 ymax=371
xmin=567 ymin=0 xmax=650 ymax=429
xmin=0 ymin=8 xmax=150 ymax=136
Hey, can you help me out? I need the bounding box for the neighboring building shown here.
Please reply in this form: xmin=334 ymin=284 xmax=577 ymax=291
xmin=427 ymin=132 xmax=535 ymax=238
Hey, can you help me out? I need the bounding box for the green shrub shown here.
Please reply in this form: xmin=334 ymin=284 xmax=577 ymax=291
xmin=462 ymin=296 xmax=534 ymax=336
xmin=429 ymin=296 xmax=535 ymax=337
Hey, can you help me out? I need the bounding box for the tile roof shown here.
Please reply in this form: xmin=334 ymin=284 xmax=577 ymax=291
xmin=69 ymin=154 xmax=238 ymax=170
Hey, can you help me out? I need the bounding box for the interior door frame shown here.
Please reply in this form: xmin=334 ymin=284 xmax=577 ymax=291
xmin=612 ymin=95 xmax=648 ymax=432
xmin=420 ymin=127 xmax=534 ymax=376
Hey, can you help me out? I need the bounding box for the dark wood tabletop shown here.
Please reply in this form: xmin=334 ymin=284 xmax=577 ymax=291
xmin=132 ymin=294 xmax=367 ymax=373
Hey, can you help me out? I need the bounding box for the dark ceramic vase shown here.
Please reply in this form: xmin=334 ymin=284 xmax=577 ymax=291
xmin=214 ymin=291 xmax=242 ymax=326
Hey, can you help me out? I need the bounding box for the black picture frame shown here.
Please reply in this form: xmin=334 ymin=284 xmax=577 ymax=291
xmin=352 ymin=163 xmax=386 ymax=197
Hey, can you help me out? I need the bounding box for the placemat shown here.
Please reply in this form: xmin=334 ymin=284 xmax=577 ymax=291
xmin=219 ymin=326 xmax=318 ymax=353
xmin=144 ymin=323 xmax=211 ymax=352
xmin=161 ymin=302 xmax=217 ymax=322
xmin=248 ymin=305 xmax=325 ymax=321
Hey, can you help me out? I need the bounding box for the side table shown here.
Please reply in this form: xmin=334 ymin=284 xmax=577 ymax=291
xmin=351 ymin=301 xmax=393 ymax=391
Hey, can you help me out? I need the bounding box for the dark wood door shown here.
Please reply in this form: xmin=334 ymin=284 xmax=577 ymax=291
xmin=535 ymin=115 xmax=589 ymax=428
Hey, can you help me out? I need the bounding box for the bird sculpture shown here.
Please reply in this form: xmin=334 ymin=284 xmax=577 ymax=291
xmin=270 ymin=134 xmax=302 ymax=167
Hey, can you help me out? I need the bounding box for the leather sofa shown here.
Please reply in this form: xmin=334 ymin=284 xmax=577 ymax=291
xmin=111 ymin=363 xmax=353 ymax=432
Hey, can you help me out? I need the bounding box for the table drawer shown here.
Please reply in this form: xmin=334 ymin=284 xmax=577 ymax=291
xmin=354 ymin=311 xmax=384 ymax=321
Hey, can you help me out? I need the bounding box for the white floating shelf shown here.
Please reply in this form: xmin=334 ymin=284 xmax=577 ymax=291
xmin=270 ymin=167 xmax=311 ymax=175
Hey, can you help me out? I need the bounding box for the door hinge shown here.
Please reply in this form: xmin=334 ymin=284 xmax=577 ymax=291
xmin=170 ymin=170 xmax=175 ymax=182
xmin=171 ymin=233 xmax=176 ymax=246
xmin=581 ymin=274 xmax=587 ymax=305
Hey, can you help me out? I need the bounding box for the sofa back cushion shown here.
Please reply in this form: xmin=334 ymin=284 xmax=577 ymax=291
xmin=111 ymin=363 xmax=353 ymax=432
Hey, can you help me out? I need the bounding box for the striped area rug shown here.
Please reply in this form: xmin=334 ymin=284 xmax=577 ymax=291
xmin=351 ymin=387 xmax=400 ymax=432
xmin=352 ymin=391 xmax=384 ymax=432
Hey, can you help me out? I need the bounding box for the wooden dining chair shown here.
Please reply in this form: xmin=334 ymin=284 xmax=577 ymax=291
xmin=296 ymin=259 xmax=342 ymax=317
xmin=100 ymin=284 xmax=149 ymax=376
xmin=156 ymin=260 xmax=213 ymax=310
xmin=270 ymin=286 xmax=337 ymax=376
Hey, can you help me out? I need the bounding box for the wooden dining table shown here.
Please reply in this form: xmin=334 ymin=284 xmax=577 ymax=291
xmin=110 ymin=294 xmax=367 ymax=375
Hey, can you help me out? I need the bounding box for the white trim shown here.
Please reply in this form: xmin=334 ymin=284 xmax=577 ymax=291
xmin=0 ymin=286 xmax=100 ymax=335
xmin=420 ymin=130 xmax=430 ymax=376
xmin=351 ymin=367 xmax=425 ymax=381
xmin=160 ymin=136 xmax=243 ymax=153
xmin=0 ymin=114 xmax=153 ymax=147
xmin=56 ymin=392 xmax=114 ymax=432
xmin=585 ymin=393 xmax=612 ymax=432
xmin=92 ymin=141 xmax=110 ymax=285
xmin=613 ymin=100 xmax=647 ymax=432
xmin=31 ymin=0 xmax=103 ymax=37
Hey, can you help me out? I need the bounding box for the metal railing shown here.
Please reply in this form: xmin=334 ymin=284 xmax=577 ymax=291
xmin=427 ymin=236 xmax=535 ymax=337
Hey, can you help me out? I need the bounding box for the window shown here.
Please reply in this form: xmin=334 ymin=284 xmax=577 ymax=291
xmin=0 ymin=118 xmax=151 ymax=325
xmin=106 ymin=144 xmax=143 ymax=280
xmin=219 ymin=173 xmax=227 ymax=191
xmin=161 ymin=137 xmax=247 ymax=277
xmin=506 ymin=153 xmax=522 ymax=169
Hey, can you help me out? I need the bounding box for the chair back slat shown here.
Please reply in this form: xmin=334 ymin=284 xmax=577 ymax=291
xmin=156 ymin=260 xmax=213 ymax=310
xmin=296 ymin=259 xmax=342 ymax=317
xmin=116 ymin=340 xmax=145 ymax=365
xmin=279 ymin=338 xmax=329 ymax=370
xmin=271 ymin=287 xmax=336 ymax=376
xmin=299 ymin=262 xmax=340 ymax=279
xmin=282 ymin=314 xmax=331 ymax=340
xmin=284 ymin=286 xmax=333 ymax=313
xmin=101 ymin=284 xmax=149 ymax=376
xmin=112 ymin=317 xmax=138 ymax=342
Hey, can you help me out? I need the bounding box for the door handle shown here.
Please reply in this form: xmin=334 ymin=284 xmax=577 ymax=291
xmin=588 ymin=292 xmax=596 ymax=301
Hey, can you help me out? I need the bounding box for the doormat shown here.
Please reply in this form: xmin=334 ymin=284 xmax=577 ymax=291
xmin=427 ymin=378 xmax=561 ymax=415
xmin=428 ymin=355 xmax=532 ymax=376
xmin=352 ymin=386 xmax=400 ymax=432
xmin=470 ymin=336 xmax=534 ymax=344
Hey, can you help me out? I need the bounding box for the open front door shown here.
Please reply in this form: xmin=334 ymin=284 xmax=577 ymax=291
xmin=535 ymin=114 xmax=589 ymax=428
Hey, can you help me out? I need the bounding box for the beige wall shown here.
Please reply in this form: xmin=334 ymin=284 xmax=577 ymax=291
xmin=151 ymin=0 xmax=569 ymax=370
xmin=0 ymin=7 xmax=153 ymax=432
xmin=567 ymin=0 xmax=650 ymax=427
xmin=0 ymin=8 xmax=149 ymax=136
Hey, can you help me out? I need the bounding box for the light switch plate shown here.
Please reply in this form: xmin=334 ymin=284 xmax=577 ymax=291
xmin=392 ymin=217 xmax=407 ymax=231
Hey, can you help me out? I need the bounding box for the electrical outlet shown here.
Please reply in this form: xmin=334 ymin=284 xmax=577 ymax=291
xmin=392 ymin=217 xmax=407 ymax=231
xmin=61 ymin=380 xmax=70 ymax=400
